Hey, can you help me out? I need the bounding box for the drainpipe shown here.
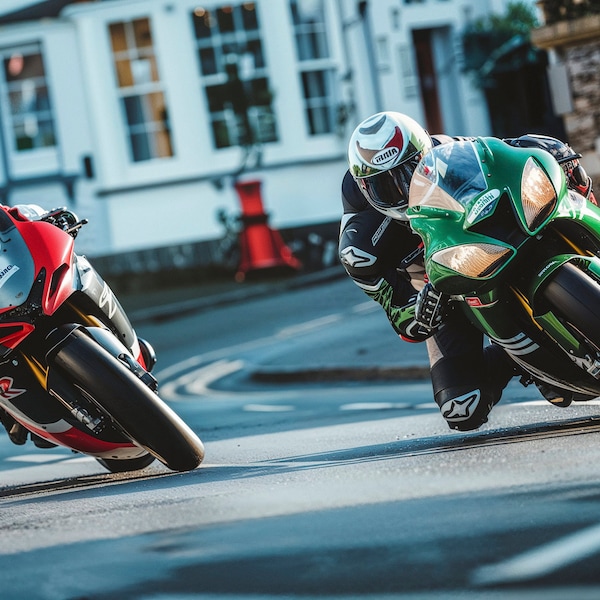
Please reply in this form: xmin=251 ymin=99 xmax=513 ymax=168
xmin=358 ymin=0 xmax=383 ymax=113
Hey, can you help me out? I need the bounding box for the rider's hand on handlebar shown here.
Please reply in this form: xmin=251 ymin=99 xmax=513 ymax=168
xmin=414 ymin=282 xmax=448 ymax=332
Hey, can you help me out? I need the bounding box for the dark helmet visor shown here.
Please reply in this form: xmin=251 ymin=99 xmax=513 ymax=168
xmin=359 ymin=152 xmax=422 ymax=212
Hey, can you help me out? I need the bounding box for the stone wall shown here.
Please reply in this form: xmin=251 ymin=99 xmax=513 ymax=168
xmin=532 ymin=14 xmax=600 ymax=177
xmin=561 ymin=41 xmax=600 ymax=165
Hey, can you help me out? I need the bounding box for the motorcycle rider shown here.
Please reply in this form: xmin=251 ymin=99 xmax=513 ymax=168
xmin=339 ymin=111 xmax=596 ymax=431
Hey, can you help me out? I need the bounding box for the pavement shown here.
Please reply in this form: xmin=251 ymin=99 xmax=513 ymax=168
xmin=119 ymin=265 xmax=431 ymax=383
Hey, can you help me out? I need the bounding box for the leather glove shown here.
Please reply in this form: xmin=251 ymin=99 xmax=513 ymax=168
xmin=414 ymin=282 xmax=447 ymax=332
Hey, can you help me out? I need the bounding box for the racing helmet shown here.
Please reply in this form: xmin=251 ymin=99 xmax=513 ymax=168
xmin=348 ymin=111 xmax=432 ymax=220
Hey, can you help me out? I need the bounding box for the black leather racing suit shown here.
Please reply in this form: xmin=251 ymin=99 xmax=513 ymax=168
xmin=339 ymin=135 xmax=520 ymax=431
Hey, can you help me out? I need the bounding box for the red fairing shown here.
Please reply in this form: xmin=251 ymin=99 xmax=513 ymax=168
xmin=8 ymin=208 xmax=76 ymax=315
xmin=16 ymin=418 xmax=140 ymax=455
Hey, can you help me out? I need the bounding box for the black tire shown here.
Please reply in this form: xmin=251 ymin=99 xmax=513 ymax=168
xmin=96 ymin=454 xmax=156 ymax=473
xmin=50 ymin=328 xmax=204 ymax=472
xmin=542 ymin=261 xmax=600 ymax=348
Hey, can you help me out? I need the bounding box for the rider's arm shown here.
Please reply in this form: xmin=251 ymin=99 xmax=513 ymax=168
xmin=339 ymin=172 xmax=434 ymax=342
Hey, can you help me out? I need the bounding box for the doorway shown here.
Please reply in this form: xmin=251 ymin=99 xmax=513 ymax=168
xmin=412 ymin=28 xmax=443 ymax=134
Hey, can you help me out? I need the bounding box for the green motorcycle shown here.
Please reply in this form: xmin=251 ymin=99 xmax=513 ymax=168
xmin=407 ymin=137 xmax=600 ymax=401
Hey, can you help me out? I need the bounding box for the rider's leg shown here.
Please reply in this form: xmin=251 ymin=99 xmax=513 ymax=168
xmin=428 ymin=312 xmax=517 ymax=431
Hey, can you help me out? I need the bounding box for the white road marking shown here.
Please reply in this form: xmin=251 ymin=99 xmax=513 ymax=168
xmin=183 ymin=359 xmax=246 ymax=396
xmin=352 ymin=301 xmax=379 ymax=314
xmin=473 ymin=522 xmax=600 ymax=585
xmin=5 ymin=453 xmax=72 ymax=464
xmin=276 ymin=314 xmax=342 ymax=338
xmin=243 ymin=404 xmax=295 ymax=412
xmin=340 ymin=402 xmax=411 ymax=411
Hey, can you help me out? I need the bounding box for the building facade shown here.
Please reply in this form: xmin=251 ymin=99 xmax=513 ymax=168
xmin=0 ymin=0 xmax=519 ymax=276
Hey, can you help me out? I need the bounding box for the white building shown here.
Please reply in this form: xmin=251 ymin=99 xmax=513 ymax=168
xmin=0 ymin=0 xmax=534 ymax=275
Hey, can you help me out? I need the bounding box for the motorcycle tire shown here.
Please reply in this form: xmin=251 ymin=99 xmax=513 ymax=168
xmin=96 ymin=454 xmax=156 ymax=473
xmin=50 ymin=328 xmax=205 ymax=472
xmin=542 ymin=261 xmax=600 ymax=348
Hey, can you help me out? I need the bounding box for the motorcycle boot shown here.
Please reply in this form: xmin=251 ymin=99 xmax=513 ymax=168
xmin=429 ymin=327 xmax=518 ymax=431
xmin=31 ymin=433 xmax=58 ymax=448
xmin=535 ymin=382 xmax=572 ymax=408
xmin=0 ymin=409 xmax=28 ymax=445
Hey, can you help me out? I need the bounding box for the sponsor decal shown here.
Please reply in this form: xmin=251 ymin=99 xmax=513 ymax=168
xmin=467 ymin=189 xmax=500 ymax=223
xmin=371 ymin=216 xmax=392 ymax=246
xmin=490 ymin=332 xmax=539 ymax=355
xmin=440 ymin=390 xmax=481 ymax=421
xmin=0 ymin=263 xmax=19 ymax=289
xmin=465 ymin=297 xmax=497 ymax=308
xmin=98 ymin=283 xmax=117 ymax=319
xmin=372 ymin=146 xmax=400 ymax=166
xmin=0 ymin=376 xmax=26 ymax=400
xmin=537 ymin=261 xmax=558 ymax=278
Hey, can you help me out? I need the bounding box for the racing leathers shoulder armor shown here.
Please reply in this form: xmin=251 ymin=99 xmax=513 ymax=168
xmin=339 ymin=169 xmax=430 ymax=342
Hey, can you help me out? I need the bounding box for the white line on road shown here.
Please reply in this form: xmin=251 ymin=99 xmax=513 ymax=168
xmin=472 ymin=521 xmax=600 ymax=585
xmin=340 ymin=402 xmax=412 ymax=411
xmin=276 ymin=314 xmax=342 ymax=338
xmin=243 ymin=404 xmax=295 ymax=412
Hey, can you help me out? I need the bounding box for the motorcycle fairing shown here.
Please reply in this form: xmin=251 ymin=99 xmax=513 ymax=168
xmin=70 ymin=254 xmax=138 ymax=352
xmin=407 ymin=138 xmax=600 ymax=395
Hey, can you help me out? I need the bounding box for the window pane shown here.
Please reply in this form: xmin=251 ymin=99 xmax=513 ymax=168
xmin=212 ymin=118 xmax=231 ymax=148
xmin=217 ymin=6 xmax=235 ymax=33
xmin=290 ymin=0 xmax=329 ymax=60
xmin=247 ymin=39 xmax=264 ymax=69
xmin=123 ymin=95 xmax=145 ymax=126
xmin=4 ymin=53 xmax=45 ymax=82
xmin=115 ymin=59 xmax=133 ymax=87
xmin=199 ymin=47 xmax=217 ymax=76
xmin=133 ymin=18 xmax=153 ymax=49
xmin=109 ymin=23 xmax=128 ymax=52
xmin=307 ymin=106 xmax=331 ymax=135
xmin=146 ymin=92 xmax=167 ymax=122
xmin=241 ymin=2 xmax=259 ymax=30
xmin=300 ymin=70 xmax=335 ymax=135
xmin=249 ymin=77 xmax=271 ymax=106
xmin=130 ymin=132 xmax=151 ymax=162
xmin=131 ymin=57 xmax=157 ymax=85
xmin=302 ymin=70 xmax=326 ymax=98
xmin=193 ymin=8 xmax=213 ymax=38
xmin=2 ymin=49 xmax=57 ymax=152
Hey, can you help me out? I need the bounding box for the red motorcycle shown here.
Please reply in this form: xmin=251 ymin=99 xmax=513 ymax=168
xmin=0 ymin=205 xmax=204 ymax=473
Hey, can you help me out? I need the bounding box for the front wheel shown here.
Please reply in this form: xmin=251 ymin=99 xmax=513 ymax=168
xmin=541 ymin=261 xmax=600 ymax=349
xmin=49 ymin=328 xmax=204 ymax=472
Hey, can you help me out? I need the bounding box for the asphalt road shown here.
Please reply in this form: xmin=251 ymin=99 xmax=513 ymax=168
xmin=2 ymin=277 xmax=600 ymax=599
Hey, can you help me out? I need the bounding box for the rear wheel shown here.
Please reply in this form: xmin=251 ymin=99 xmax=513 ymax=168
xmin=49 ymin=327 xmax=204 ymax=472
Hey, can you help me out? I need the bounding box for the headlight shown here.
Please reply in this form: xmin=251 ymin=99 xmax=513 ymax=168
xmin=521 ymin=157 xmax=556 ymax=230
xmin=432 ymin=243 xmax=512 ymax=278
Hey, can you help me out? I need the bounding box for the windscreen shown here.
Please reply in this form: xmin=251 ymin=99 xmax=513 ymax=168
xmin=409 ymin=141 xmax=487 ymax=212
xmin=0 ymin=213 xmax=35 ymax=308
